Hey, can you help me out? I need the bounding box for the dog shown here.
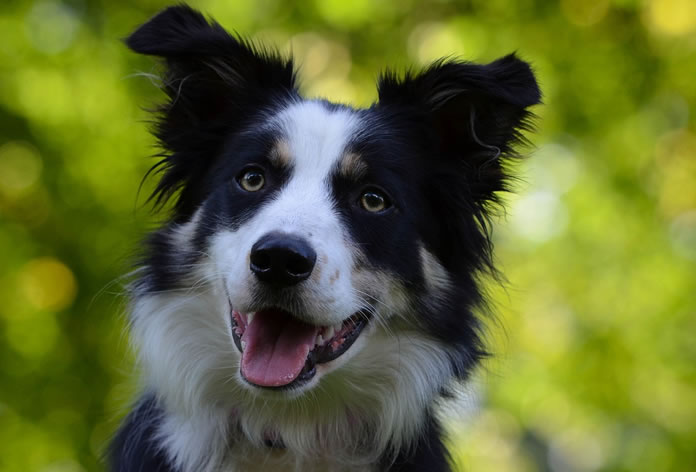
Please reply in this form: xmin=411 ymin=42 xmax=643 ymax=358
xmin=109 ymin=5 xmax=540 ymax=471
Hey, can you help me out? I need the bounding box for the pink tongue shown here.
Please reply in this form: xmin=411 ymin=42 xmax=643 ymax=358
xmin=241 ymin=309 xmax=319 ymax=387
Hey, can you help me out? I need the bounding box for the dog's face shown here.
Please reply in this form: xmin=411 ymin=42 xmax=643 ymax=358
xmin=126 ymin=4 xmax=539 ymax=424
xmin=207 ymin=102 xmax=415 ymax=392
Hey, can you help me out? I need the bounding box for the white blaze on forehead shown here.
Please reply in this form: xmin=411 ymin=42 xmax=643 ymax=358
xmin=275 ymin=101 xmax=358 ymax=194
xmin=215 ymin=100 xmax=363 ymax=325
xmin=257 ymin=100 xmax=359 ymax=236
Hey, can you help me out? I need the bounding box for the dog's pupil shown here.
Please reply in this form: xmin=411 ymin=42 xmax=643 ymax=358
xmin=363 ymin=192 xmax=384 ymax=211
xmin=244 ymin=172 xmax=263 ymax=190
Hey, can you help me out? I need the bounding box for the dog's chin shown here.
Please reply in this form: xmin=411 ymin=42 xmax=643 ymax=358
xmin=229 ymin=305 xmax=370 ymax=396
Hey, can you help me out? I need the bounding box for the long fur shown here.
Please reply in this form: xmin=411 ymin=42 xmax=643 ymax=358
xmin=110 ymin=5 xmax=541 ymax=471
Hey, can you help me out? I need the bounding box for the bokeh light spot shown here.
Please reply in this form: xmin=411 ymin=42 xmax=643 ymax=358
xmin=286 ymin=33 xmax=331 ymax=80
xmin=409 ymin=22 xmax=466 ymax=65
xmin=561 ymin=0 xmax=610 ymax=27
xmin=306 ymin=76 xmax=357 ymax=104
xmin=510 ymin=190 xmax=569 ymax=243
xmin=454 ymin=409 xmax=529 ymax=471
xmin=670 ymin=211 xmax=696 ymax=260
xmin=25 ymin=1 xmax=81 ymax=55
xmin=16 ymin=68 xmax=73 ymax=125
xmin=548 ymin=428 xmax=605 ymax=471
xmin=19 ymin=257 xmax=77 ymax=311
xmin=0 ymin=141 xmax=43 ymax=198
xmin=643 ymin=0 xmax=696 ymax=36
xmin=528 ymin=143 xmax=582 ymax=195
xmin=287 ymin=33 xmax=352 ymax=87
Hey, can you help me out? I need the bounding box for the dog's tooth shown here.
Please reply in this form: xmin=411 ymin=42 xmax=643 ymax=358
xmin=241 ymin=340 xmax=247 ymax=351
xmin=247 ymin=312 xmax=255 ymax=325
xmin=316 ymin=334 xmax=324 ymax=346
xmin=334 ymin=323 xmax=342 ymax=333
xmin=324 ymin=326 xmax=335 ymax=340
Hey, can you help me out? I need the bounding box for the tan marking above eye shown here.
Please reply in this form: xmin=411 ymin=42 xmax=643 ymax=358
xmin=268 ymin=140 xmax=292 ymax=167
xmin=338 ymin=152 xmax=368 ymax=180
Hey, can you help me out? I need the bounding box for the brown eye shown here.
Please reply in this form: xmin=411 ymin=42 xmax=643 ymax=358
xmin=360 ymin=190 xmax=390 ymax=213
xmin=238 ymin=169 xmax=265 ymax=192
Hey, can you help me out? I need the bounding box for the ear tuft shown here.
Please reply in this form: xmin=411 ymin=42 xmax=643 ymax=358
xmin=377 ymin=53 xmax=540 ymax=174
xmin=125 ymin=4 xmax=296 ymax=92
xmin=481 ymin=53 xmax=541 ymax=109
xmin=377 ymin=53 xmax=541 ymax=113
xmin=125 ymin=5 xmax=213 ymax=56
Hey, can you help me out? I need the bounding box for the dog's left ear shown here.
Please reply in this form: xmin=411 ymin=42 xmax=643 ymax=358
xmin=377 ymin=54 xmax=541 ymax=203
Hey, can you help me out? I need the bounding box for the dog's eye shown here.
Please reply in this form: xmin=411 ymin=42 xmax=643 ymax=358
xmin=238 ymin=168 xmax=265 ymax=192
xmin=359 ymin=189 xmax=390 ymax=213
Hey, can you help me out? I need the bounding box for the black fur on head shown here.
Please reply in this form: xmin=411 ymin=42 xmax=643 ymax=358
xmin=369 ymin=56 xmax=541 ymax=377
xmin=377 ymin=56 xmax=541 ymax=276
xmin=126 ymin=5 xmax=298 ymax=218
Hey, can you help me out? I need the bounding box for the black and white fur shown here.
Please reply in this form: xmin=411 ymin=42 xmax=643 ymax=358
xmin=110 ymin=5 xmax=540 ymax=472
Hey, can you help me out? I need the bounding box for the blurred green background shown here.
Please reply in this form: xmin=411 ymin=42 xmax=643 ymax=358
xmin=1 ymin=0 xmax=695 ymax=470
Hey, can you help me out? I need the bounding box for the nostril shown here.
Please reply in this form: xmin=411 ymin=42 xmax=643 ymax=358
xmin=286 ymin=253 xmax=313 ymax=277
xmin=250 ymin=251 xmax=272 ymax=272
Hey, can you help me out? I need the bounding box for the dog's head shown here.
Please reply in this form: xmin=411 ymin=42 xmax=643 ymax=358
xmin=125 ymin=3 xmax=539 ymax=453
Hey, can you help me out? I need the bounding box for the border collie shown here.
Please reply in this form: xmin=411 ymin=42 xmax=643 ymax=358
xmin=109 ymin=5 xmax=540 ymax=471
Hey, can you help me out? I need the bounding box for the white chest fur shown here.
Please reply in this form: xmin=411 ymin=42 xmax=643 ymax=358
xmin=223 ymin=444 xmax=377 ymax=472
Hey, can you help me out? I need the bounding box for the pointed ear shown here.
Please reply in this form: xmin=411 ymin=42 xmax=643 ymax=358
xmin=126 ymin=5 xmax=297 ymax=142
xmin=126 ymin=5 xmax=297 ymax=214
xmin=377 ymin=54 xmax=541 ymax=201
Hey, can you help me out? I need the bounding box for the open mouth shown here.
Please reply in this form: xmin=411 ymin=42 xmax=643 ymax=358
xmin=230 ymin=307 xmax=368 ymax=389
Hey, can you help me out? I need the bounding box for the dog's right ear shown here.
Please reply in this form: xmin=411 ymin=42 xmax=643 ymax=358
xmin=126 ymin=5 xmax=297 ymax=123
xmin=126 ymin=5 xmax=297 ymax=214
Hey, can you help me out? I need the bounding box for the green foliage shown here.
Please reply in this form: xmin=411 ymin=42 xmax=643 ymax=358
xmin=1 ymin=0 xmax=694 ymax=470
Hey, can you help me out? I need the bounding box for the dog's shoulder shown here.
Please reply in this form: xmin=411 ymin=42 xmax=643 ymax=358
xmin=108 ymin=394 xmax=174 ymax=472
xmin=382 ymin=412 xmax=452 ymax=472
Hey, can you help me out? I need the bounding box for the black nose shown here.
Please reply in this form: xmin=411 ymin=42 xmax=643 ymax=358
xmin=250 ymin=232 xmax=317 ymax=286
